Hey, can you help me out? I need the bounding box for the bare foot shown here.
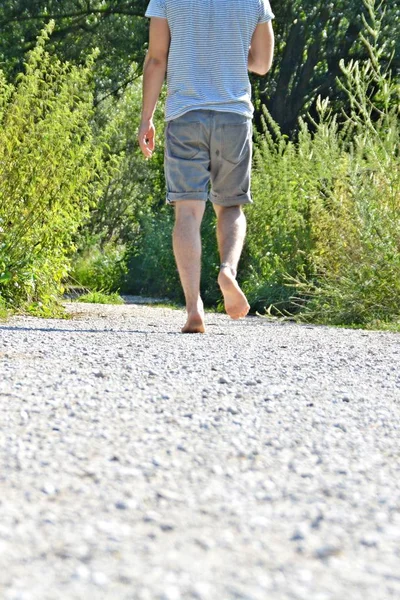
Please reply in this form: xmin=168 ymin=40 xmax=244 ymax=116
xmin=218 ymin=267 xmax=250 ymax=320
xmin=181 ymin=301 xmax=205 ymax=333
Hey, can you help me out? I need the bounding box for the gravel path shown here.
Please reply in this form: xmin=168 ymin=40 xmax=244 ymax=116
xmin=1 ymin=302 xmax=400 ymax=600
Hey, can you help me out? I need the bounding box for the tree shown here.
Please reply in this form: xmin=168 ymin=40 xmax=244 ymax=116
xmin=0 ymin=1 xmax=149 ymax=97
xmin=1 ymin=0 xmax=398 ymax=132
xmin=253 ymin=0 xmax=399 ymax=133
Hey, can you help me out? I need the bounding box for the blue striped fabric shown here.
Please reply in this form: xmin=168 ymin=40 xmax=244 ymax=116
xmin=145 ymin=0 xmax=274 ymax=121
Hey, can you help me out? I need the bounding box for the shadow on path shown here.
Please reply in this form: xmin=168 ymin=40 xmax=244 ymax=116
xmin=0 ymin=325 xmax=180 ymax=335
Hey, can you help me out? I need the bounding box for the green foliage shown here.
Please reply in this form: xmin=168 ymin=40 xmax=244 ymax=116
xmin=71 ymin=239 xmax=128 ymax=292
xmin=249 ymin=0 xmax=400 ymax=327
xmin=0 ymin=1 xmax=149 ymax=93
xmin=74 ymin=1 xmax=399 ymax=332
xmin=254 ymin=0 xmax=399 ymax=133
xmin=2 ymin=0 xmax=395 ymax=331
xmin=70 ymin=72 xmax=168 ymax=297
xmin=77 ymin=290 xmax=124 ymax=305
xmin=124 ymin=202 xmax=220 ymax=304
xmin=86 ymin=74 xmax=166 ymax=245
xmin=0 ymin=295 xmax=8 ymax=319
xmin=0 ymin=22 xmax=104 ymax=313
xmin=1 ymin=0 xmax=398 ymax=135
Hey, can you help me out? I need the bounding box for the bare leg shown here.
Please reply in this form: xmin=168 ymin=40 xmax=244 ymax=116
xmin=173 ymin=201 xmax=206 ymax=333
xmin=214 ymin=205 xmax=250 ymax=319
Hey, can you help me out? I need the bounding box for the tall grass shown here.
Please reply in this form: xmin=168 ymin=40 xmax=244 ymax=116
xmin=0 ymin=23 xmax=103 ymax=314
xmin=246 ymin=0 xmax=400 ymax=327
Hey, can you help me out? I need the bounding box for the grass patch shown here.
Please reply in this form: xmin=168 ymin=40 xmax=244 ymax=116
xmin=76 ymin=291 xmax=124 ymax=305
xmin=0 ymin=297 xmax=9 ymax=319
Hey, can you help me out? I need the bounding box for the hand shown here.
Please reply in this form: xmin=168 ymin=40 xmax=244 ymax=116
xmin=138 ymin=118 xmax=156 ymax=158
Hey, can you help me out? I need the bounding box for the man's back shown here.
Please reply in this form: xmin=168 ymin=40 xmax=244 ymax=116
xmin=145 ymin=0 xmax=274 ymax=120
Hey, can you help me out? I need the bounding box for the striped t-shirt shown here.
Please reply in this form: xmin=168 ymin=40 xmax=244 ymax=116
xmin=145 ymin=0 xmax=274 ymax=121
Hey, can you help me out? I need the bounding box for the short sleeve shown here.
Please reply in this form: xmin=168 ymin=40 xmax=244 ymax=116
xmin=145 ymin=0 xmax=167 ymax=19
xmin=258 ymin=0 xmax=274 ymax=23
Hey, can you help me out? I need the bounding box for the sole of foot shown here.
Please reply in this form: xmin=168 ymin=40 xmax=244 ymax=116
xmin=218 ymin=268 xmax=250 ymax=320
xmin=181 ymin=312 xmax=205 ymax=334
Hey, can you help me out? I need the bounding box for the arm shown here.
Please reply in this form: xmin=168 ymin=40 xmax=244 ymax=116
xmin=248 ymin=21 xmax=274 ymax=76
xmin=138 ymin=17 xmax=170 ymax=158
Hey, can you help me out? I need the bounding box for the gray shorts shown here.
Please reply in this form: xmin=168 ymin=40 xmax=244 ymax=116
xmin=164 ymin=110 xmax=252 ymax=207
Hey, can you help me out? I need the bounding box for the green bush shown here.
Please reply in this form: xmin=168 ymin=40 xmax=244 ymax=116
xmin=82 ymin=74 xmax=167 ymax=246
xmin=247 ymin=0 xmax=400 ymax=326
xmin=0 ymin=22 xmax=103 ymax=314
xmin=124 ymin=202 xmax=221 ymax=305
xmin=71 ymin=238 xmax=128 ymax=292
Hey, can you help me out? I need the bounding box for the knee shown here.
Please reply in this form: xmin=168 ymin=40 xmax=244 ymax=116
xmin=214 ymin=204 xmax=243 ymax=217
xmin=175 ymin=201 xmax=205 ymax=225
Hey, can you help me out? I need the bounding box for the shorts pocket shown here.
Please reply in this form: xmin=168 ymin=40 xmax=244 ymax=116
xmin=166 ymin=121 xmax=201 ymax=160
xmin=221 ymin=121 xmax=251 ymax=165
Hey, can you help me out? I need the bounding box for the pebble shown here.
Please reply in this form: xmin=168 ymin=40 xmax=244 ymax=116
xmin=360 ymin=533 xmax=379 ymax=547
xmin=314 ymin=544 xmax=342 ymax=559
xmin=91 ymin=572 xmax=109 ymax=586
xmin=159 ymin=523 xmax=175 ymax=532
xmin=160 ymin=587 xmax=181 ymax=600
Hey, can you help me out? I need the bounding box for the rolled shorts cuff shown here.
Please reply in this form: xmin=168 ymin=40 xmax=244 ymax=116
xmin=167 ymin=191 xmax=208 ymax=203
xmin=210 ymin=191 xmax=253 ymax=207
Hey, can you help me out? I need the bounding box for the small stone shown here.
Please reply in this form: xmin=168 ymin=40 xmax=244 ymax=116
xmin=190 ymin=582 xmax=212 ymax=599
xmin=360 ymin=533 xmax=379 ymax=547
xmin=211 ymin=464 xmax=224 ymax=475
xmin=298 ymin=569 xmax=313 ymax=583
xmin=311 ymin=514 xmax=324 ymax=529
xmin=334 ymin=422 xmax=347 ymax=432
xmin=194 ymin=537 xmax=212 ymax=551
xmin=160 ymin=586 xmax=181 ymax=600
xmin=143 ymin=511 xmax=160 ymax=523
xmin=41 ymin=483 xmax=56 ymax=495
xmin=314 ymin=544 xmax=341 ymax=559
xmin=218 ymin=376 xmax=229 ymax=384
xmin=118 ymin=574 xmax=133 ymax=584
xmin=290 ymin=522 xmax=308 ymax=541
xmin=156 ymin=489 xmax=182 ymax=502
xmin=115 ymin=501 xmax=128 ymax=510
xmin=91 ymin=572 xmax=108 ymax=586
xmin=74 ymin=564 xmax=90 ymax=580
xmin=160 ymin=523 xmax=175 ymax=532
xmin=290 ymin=529 xmax=305 ymax=541
xmin=93 ymin=371 xmax=106 ymax=378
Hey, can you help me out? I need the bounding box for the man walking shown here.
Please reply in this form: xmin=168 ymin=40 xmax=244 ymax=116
xmin=139 ymin=0 xmax=274 ymax=333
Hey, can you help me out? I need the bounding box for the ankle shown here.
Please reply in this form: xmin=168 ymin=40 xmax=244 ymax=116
xmin=186 ymin=297 xmax=204 ymax=315
xmin=219 ymin=263 xmax=237 ymax=278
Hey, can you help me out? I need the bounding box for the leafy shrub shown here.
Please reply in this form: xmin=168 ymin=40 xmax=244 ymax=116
xmin=0 ymin=22 xmax=103 ymax=313
xmin=124 ymin=202 xmax=221 ymax=305
xmin=82 ymin=74 xmax=167 ymax=246
xmin=71 ymin=239 xmax=128 ymax=292
xmin=247 ymin=0 xmax=400 ymax=326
